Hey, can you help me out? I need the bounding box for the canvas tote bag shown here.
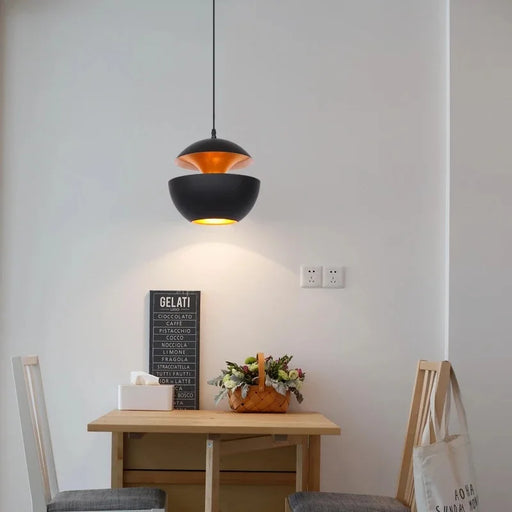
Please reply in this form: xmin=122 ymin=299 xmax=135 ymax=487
xmin=413 ymin=368 xmax=479 ymax=512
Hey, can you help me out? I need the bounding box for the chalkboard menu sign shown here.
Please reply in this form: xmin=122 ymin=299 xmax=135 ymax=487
xmin=149 ymin=290 xmax=201 ymax=410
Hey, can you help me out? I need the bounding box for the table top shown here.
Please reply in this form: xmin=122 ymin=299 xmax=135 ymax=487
xmin=88 ymin=409 xmax=341 ymax=435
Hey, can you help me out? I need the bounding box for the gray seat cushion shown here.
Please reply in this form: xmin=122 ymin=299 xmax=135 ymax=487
xmin=287 ymin=492 xmax=410 ymax=512
xmin=48 ymin=487 xmax=166 ymax=511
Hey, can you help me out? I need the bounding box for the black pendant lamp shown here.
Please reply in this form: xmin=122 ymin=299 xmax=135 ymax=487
xmin=169 ymin=0 xmax=260 ymax=225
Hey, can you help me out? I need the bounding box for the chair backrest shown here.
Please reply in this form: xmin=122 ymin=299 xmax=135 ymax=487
xmin=12 ymin=355 xmax=59 ymax=512
xmin=395 ymin=360 xmax=451 ymax=511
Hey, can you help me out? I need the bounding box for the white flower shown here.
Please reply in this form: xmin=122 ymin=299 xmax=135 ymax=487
xmin=224 ymin=379 xmax=236 ymax=389
xmin=288 ymin=369 xmax=299 ymax=380
xmin=278 ymin=369 xmax=289 ymax=381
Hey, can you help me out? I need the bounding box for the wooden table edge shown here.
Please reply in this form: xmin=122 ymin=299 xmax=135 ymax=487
xmin=87 ymin=410 xmax=341 ymax=436
xmin=87 ymin=424 xmax=341 ymax=435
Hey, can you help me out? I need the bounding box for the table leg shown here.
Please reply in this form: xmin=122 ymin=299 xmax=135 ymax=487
xmin=307 ymin=435 xmax=321 ymax=491
xmin=111 ymin=432 xmax=124 ymax=488
xmin=205 ymin=435 xmax=220 ymax=512
xmin=295 ymin=436 xmax=308 ymax=492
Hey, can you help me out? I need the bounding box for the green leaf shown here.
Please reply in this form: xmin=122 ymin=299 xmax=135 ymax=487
xmin=213 ymin=388 xmax=228 ymax=405
xmin=230 ymin=375 xmax=244 ymax=385
xmin=207 ymin=375 xmax=224 ymax=387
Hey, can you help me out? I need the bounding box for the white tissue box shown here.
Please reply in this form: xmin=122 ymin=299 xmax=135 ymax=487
xmin=118 ymin=385 xmax=174 ymax=411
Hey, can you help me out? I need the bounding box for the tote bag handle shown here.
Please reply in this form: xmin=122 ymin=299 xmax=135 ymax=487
xmin=440 ymin=368 xmax=469 ymax=439
xmin=421 ymin=367 xmax=469 ymax=445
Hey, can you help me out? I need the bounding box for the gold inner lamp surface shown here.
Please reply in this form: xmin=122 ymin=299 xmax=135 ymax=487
xmin=193 ymin=218 xmax=237 ymax=225
xmin=177 ymin=151 xmax=251 ymax=173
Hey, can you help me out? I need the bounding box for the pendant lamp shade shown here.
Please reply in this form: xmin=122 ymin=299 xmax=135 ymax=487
xmin=175 ymin=138 xmax=252 ymax=173
xmin=168 ymin=0 xmax=260 ymax=225
xmin=169 ymin=174 xmax=260 ymax=225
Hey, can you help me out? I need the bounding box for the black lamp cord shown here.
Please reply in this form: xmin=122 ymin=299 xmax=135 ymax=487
xmin=211 ymin=0 xmax=217 ymax=139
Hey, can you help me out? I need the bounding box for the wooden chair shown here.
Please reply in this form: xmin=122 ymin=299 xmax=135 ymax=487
xmin=12 ymin=355 xmax=166 ymax=512
xmin=286 ymin=360 xmax=452 ymax=512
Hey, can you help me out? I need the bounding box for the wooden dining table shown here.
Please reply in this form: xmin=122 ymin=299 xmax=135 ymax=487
xmin=88 ymin=409 xmax=340 ymax=512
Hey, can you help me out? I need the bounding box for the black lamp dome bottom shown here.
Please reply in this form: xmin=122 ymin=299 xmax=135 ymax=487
xmin=169 ymin=174 xmax=260 ymax=224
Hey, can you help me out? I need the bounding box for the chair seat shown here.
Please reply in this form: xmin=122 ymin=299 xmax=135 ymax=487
xmin=47 ymin=487 xmax=166 ymax=511
xmin=287 ymin=492 xmax=410 ymax=512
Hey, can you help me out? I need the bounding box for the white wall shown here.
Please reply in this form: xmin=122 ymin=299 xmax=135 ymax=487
xmin=450 ymin=1 xmax=512 ymax=509
xmin=0 ymin=1 xmax=447 ymax=511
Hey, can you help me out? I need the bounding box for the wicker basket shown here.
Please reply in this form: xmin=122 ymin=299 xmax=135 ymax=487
xmin=228 ymin=353 xmax=290 ymax=413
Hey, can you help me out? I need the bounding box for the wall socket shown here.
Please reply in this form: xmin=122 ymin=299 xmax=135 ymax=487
xmin=300 ymin=265 xmax=345 ymax=288
xmin=323 ymin=266 xmax=345 ymax=288
xmin=300 ymin=265 xmax=323 ymax=288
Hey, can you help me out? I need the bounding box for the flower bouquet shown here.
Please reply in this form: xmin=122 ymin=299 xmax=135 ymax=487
xmin=208 ymin=352 xmax=305 ymax=413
